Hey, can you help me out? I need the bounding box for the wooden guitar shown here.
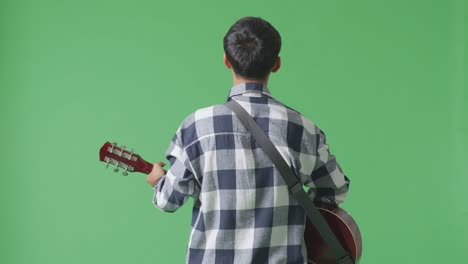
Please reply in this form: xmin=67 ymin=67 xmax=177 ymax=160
xmin=99 ymin=141 xmax=362 ymax=263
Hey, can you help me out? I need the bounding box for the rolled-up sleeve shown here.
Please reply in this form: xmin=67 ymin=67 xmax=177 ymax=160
xmin=152 ymin=130 xmax=199 ymax=213
xmin=305 ymin=128 xmax=350 ymax=205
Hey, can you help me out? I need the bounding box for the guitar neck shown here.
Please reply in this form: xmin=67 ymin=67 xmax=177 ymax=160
xmin=136 ymin=159 xmax=154 ymax=174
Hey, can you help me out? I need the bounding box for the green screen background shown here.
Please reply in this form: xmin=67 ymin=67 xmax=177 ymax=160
xmin=1 ymin=0 xmax=466 ymax=263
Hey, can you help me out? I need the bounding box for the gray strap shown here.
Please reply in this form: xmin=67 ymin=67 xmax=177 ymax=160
xmin=225 ymin=100 xmax=353 ymax=263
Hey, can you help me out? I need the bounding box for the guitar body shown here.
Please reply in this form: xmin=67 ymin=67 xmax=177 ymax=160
xmin=305 ymin=207 xmax=362 ymax=264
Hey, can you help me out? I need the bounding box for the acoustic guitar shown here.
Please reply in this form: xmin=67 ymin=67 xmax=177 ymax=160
xmin=99 ymin=141 xmax=362 ymax=263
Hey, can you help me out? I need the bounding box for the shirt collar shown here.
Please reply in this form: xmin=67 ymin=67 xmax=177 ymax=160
xmin=226 ymin=82 xmax=273 ymax=101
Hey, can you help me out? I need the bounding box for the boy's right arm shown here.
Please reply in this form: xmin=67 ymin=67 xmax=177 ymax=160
xmin=300 ymin=128 xmax=350 ymax=206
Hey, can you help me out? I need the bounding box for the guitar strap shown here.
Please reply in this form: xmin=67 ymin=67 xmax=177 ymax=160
xmin=225 ymin=100 xmax=354 ymax=264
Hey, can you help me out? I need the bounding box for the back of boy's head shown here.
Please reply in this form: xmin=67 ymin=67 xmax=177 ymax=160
xmin=223 ymin=17 xmax=282 ymax=80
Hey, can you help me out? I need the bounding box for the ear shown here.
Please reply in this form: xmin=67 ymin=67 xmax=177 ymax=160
xmin=224 ymin=53 xmax=232 ymax=69
xmin=271 ymin=56 xmax=281 ymax=72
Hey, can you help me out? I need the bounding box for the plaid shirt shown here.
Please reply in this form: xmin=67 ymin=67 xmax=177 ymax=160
xmin=152 ymin=82 xmax=350 ymax=264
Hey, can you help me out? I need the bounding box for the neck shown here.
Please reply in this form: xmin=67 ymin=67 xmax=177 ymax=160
xmin=233 ymin=73 xmax=269 ymax=86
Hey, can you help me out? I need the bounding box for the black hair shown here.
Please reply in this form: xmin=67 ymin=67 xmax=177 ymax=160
xmin=223 ymin=17 xmax=281 ymax=80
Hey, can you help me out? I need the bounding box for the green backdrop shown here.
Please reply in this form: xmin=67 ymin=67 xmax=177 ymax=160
xmin=1 ymin=0 xmax=466 ymax=263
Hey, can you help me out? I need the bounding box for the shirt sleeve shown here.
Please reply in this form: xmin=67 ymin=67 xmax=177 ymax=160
xmin=152 ymin=131 xmax=200 ymax=213
xmin=304 ymin=128 xmax=350 ymax=206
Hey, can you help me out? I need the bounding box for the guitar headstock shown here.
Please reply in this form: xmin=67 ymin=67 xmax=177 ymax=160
xmin=99 ymin=141 xmax=153 ymax=175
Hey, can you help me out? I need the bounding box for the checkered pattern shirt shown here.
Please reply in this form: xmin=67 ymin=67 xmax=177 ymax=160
xmin=152 ymin=82 xmax=350 ymax=264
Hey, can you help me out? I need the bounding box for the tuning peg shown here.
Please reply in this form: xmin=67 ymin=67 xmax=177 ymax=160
xmin=122 ymin=165 xmax=129 ymax=176
xmin=119 ymin=145 xmax=126 ymax=156
xmin=114 ymin=161 xmax=120 ymax=172
xmin=128 ymin=149 xmax=134 ymax=160
xmin=109 ymin=142 xmax=117 ymax=154
xmin=105 ymin=157 xmax=111 ymax=168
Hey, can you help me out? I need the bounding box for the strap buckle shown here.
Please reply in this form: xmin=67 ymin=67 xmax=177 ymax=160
xmin=290 ymin=182 xmax=303 ymax=194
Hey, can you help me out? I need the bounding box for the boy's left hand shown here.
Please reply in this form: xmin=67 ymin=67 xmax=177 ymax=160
xmin=146 ymin=161 xmax=167 ymax=187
